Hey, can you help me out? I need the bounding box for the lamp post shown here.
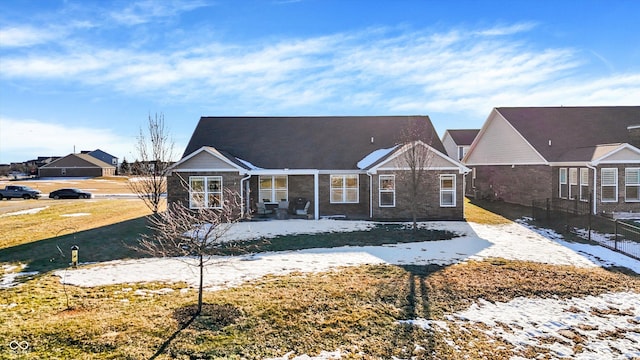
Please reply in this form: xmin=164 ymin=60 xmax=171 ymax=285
xmin=71 ymin=245 xmax=79 ymax=268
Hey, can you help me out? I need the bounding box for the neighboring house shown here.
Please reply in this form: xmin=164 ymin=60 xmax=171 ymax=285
xmin=82 ymin=149 xmax=119 ymax=168
xmin=168 ymin=116 xmax=469 ymax=220
xmin=39 ymin=153 xmax=116 ymax=178
xmin=464 ymin=106 xmax=640 ymax=216
xmin=442 ymin=129 xmax=480 ymax=161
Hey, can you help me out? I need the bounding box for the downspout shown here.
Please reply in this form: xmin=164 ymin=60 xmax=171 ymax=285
xmin=586 ymin=163 xmax=597 ymax=215
xmin=313 ymin=171 xmax=319 ymax=220
xmin=367 ymin=172 xmax=373 ymax=218
xmin=240 ymin=173 xmax=252 ymax=218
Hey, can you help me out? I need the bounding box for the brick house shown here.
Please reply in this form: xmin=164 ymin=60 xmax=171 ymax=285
xmin=464 ymin=106 xmax=640 ymax=216
xmin=168 ymin=116 xmax=469 ymax=220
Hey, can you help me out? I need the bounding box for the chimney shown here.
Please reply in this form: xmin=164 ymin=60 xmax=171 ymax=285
xmin=628 ymin=125 xmax=640 ymax=148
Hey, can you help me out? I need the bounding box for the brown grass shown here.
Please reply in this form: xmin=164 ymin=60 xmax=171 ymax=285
xmin=1 ymin=261 xmax=638 ymax=359
xmin=0 ymin=199 xmax=155 ymax=249
xmin=464 ymin=198 xmax=512 ymax=225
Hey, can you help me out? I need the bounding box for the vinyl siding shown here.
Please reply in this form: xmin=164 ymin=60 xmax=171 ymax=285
xmin=598 ymin=147 xmax=640 ymax=163
xmin=178 ymin=150 xmax=238 ymax=170
xmin=465 ymin=112 xmax=546 ymax=165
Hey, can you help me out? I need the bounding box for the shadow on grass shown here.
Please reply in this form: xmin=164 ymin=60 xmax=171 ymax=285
xmin=0 ymin=216 xmax=153 ymax=274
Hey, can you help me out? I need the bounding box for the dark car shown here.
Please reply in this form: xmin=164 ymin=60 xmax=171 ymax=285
xmin=49 ymin=188 xmax=92 ymax=199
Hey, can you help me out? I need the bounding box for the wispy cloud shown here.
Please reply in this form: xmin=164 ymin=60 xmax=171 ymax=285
xmin=1 ymin=22 xmax=638 ymax=117
xmin=108 ymin=0 xmax=210 ymax=26
xmin=0 ymin=26 xmax=62 ymax=47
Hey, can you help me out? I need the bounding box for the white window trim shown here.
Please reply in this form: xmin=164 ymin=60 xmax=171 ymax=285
xmin=378 ymin=174 xmax=396 ymax=207
xmin=259 ymin=175 xmax=288 ymax=203
xmin=439 ymin=174 xmax=456 ymax=207
xmin=601 ymin=168 xmax=618 ymax=203
xmin=559 ymin=168 xmax=567 ymax=199
xmin=330 ymin=174 xmax=359 ymax=204
xmin=579 ymin=168 xmax=589 ymax=202
xmin=189 ymin=176 xmax=223 ymax=209
xmin=625 ymin=168 xmax=640 ymax=202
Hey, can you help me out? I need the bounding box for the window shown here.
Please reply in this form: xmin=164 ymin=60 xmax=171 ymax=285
xmin=379 ymin=175 xmax=395 ymax=207
xmin=580 ymin=168 xmax=590 ymax=202
xmin=625 ymin=168 xmax=640 ymax=202
xmin=330 ymin=175 xmax=359 ymax=203
xmin=189 ymin=176 xmax=222 ymax=208
xmin=457 ymin=146 xmax=465 ymax=160
xmin=259 ymin=175 xmax=287 ymax=203
xmin=569 ymin=168 xmax=578 ymax=199
xmin=559 ymin=168 xmax=568 ymax=198
xmin=440 ymin=174 xmax=456 ymax=207
xmin=601 ymin=168 xmax=618 ymax=202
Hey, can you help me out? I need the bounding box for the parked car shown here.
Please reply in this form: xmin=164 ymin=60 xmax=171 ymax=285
xmin=49 ymin=188 xmax=92 ymax=199
xmin=0 ymin=185 xmax=41 ymax=200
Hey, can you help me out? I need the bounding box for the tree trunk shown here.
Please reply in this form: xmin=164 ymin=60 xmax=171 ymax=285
xmin=198 ymin=254 xmax=204 ymax=315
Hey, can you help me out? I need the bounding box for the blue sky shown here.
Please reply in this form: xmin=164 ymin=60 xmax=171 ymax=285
xmin=1 ymin=0 xmax=639 ymax=164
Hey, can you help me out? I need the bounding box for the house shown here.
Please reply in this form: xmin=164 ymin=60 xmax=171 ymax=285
xmin=442 ymin=129 xmax=480 ymax=161
xmin=81 ymin=149 xmax=119 ymax=168
xmin=39 ymin=153 xmax=116 ymax=178
xmin=168 ymin=116 xmax=469 ymax=220
xmin=464 ymin=106 xmax=640 ymax=216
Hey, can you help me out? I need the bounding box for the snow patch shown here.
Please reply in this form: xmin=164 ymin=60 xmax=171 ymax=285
xmin=0 ymin=207 xmax=48 ymax=217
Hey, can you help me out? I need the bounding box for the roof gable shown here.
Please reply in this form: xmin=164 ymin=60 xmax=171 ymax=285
xmin=368 ymin=141 xmax=469 ymax=174
xmin=171 ymin=146 xmax=245 ymax=171
xmin=182 ymin=116 xmax=446 ymax=170
xmin=444 ymin=129 xmax=480 ymax=146
xmin=464 ymin=110 xmax=546 ymax=165
xmin=41 ymin=153 xmax=115 ymax=168
xmin=496 ymin=106 xmax=640 ymax=162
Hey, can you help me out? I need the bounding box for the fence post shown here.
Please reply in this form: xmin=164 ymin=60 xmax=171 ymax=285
xmin=546 ymin=198 xmax=550 ymax=221
xmin=614 ymin=220 xmax=618 ymax=250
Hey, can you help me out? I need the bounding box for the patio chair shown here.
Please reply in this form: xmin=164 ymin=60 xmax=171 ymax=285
xmin=295 ymin=201 xmax=310 ymax=216
xmin=256 ymin=202 xmax=273 ymax=216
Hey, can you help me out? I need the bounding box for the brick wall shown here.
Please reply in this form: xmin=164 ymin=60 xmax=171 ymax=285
xmin=372 ymin=170 xmax=464 ymax=220
xmin=468 ymin=165 xmax=552 ymax=206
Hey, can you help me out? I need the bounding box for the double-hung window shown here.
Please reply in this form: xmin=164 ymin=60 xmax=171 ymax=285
xmin=259 ymin=175 xmax=287 ymax=203
xmin=625 ymin=168 xmax=640 ymax=202
xmin=601 ymin=168 xmax=618 ymax=202
xmin=189 ymin=176 xmax=222 ymax=209
xmin=330 ymin=175 xmax=359 ymax=203
xmin=580 ymin=168 xmax=590 ymax=201
xmin=569 ymin=168 xmax=578 ymax=199
xmin=379 ymin=175 xmax=395 ymax=207
xmin=559 ymin=168 xmax=568 ymax=198
xmin=440 ymin=174 xmax=456 ymax=207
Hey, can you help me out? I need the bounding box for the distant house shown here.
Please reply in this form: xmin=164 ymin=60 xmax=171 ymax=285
xmin=39 ymin=153 xmax=116 ymax=178
xmin=81 ymin=149 xmax=119 ymax=167
xmin=168 ymin=116 xmax=469 ymax=220
xmin=442 ymin=129 xmax=480 ymax=161
xmin=464 ymin=106 xmax=640 ymax=216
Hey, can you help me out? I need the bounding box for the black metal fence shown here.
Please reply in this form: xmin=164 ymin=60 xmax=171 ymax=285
xmin=531 ymin=197 xmax=640 ymax=261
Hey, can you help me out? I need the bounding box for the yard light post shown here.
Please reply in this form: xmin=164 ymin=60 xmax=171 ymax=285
xmin=71 ymin=245 xmax=79 ymax=268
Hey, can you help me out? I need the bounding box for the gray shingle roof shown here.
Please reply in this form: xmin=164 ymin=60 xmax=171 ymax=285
xmin=182 ymin=116 xmax=445 ymax=170
xmin=446 ymin=129 xmax=480 ymax=146
xmin=496 ymin=106 xmax=640 ymax=162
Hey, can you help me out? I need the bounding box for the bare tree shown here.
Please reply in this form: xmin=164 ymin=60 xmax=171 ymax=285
xmin=397 ymin=122 xmax=436 ymax=231
xmin=136 ymin=186 xmax=242 ymax=314
xmin=128 ymin=113 xmax=175 ymax=214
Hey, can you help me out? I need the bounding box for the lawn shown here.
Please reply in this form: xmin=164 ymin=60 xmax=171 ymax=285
xmin=1 ymin=195 xmax=639 ymax=359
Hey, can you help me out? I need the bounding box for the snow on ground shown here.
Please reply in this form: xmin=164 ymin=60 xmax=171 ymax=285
xmin=53 ymin=220 xmax=622 ymax=289
xmin=0 ymin=206 xmax=48 ymax=217
xmin=4 ymin=219 xmax=640 ymax=359
xmin=404 ymin=291 xmax=640 ymax=359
